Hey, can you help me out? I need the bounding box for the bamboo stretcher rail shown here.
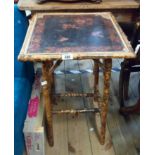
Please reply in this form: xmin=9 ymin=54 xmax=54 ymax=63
xmin=54 ymin=93 xmax=98 ymax=97
xmin=52 ymin=108 xmax=100 ymax=114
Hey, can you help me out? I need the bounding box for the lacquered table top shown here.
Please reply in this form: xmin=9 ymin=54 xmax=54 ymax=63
xmin=18 ymin=12 xmax=135 ymax=61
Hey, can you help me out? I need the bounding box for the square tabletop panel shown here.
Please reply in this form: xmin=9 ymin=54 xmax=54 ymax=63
xmin=18 ymin=12 xmax=135 ymax=61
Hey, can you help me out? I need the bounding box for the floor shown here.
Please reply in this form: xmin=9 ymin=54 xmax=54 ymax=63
xmin=44 ymin=59 xmax=140 ymax=155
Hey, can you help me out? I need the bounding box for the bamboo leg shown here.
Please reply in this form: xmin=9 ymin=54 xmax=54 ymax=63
xmin=93 ymin=60 xmax=99 ymax=101
xmin=42 ymin=62 xmax=54 ymax=146
xmin=100 ymin=58 xmax=112 ymax=145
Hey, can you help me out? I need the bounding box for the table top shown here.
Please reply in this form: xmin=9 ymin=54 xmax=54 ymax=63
xmin=18 ymin=0 xmax=139 ymax=11
xmin=18 ymin=12 xmax=135 ymax=62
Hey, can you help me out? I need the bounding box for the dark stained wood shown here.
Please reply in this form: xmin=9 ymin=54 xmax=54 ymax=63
xmin=111 ymin=59 xmax=139 ymax=154
xmin=119 ymin=51 xmax=140 ymax=107
xmin=119 ymin=98 xmax=140 ymax=115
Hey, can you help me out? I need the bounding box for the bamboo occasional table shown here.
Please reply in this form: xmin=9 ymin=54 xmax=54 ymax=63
xmin=18 ymin=12 xmax=135 ymax=146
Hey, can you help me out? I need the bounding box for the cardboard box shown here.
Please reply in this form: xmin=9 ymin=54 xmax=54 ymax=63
xmin=23 ymin=69 xmax=45 ymax=155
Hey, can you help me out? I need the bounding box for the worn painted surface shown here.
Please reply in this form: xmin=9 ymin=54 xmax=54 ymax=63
xmin=28 ymin=15 xmax=124 ymax=53
xmin=18 ymin=13 xmax=135 ymax=61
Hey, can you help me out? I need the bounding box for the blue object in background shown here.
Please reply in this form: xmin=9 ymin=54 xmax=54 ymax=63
xmin=14 ymin=5 xmax=34 ymax=155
